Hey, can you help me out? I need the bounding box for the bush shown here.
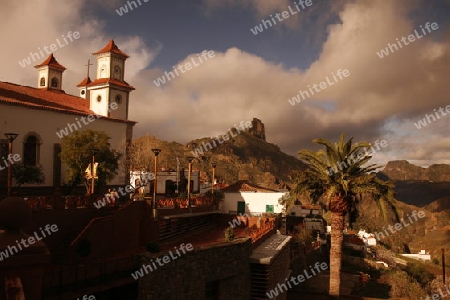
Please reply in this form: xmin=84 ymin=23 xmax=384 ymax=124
xmin=405 ymin=260 xmax=434 ymax=287
xmin=12 ymin=163 xmax=45 ymax=187
xmin=224 ymin=226 xmax=235 ymax=242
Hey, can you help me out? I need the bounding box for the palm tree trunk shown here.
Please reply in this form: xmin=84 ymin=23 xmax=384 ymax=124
xmin=329 ymin=212 xmax=345 ymax=297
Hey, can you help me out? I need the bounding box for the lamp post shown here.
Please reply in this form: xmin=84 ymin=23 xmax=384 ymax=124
xmin=151 ymin=148 xmax=161 ymax=219
xmin=211 ymin=161 xmax=217 ymax=206
xmin=186 ymin=156 xmax=194 ymax=209
xmin=90 ymin=148 xmax=99 ymax=195
xmin=4 ymin=133 xmax=18 ymax=197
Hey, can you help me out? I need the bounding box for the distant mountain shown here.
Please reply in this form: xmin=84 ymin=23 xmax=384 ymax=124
xmin=131 ymin=118 xmax=306 ymax=189
xmin=423 ymin=197 xmax=450 ymax=212
xmin=376 ymin=161 xmax=450 ymax=207
xmin=380 ymin=160 xmax=450 ymax=181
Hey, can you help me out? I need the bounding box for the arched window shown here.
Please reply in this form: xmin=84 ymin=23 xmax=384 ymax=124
xmin=51 ymin=78 xmax=58 ymax=88
xmin=23 ymin=134 xmax=41 ymax=166
xmin=40 ymin=77 xmax=46 ymax=86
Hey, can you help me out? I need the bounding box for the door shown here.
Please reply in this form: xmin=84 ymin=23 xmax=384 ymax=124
xmin=237 ymin=201 xmax=245 ymax=215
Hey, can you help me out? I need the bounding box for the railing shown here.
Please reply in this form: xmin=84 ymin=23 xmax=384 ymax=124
xmin=248 ymin=220 xmax=275 ymax=246
xmin=24 ymin=195 xmax=114 ymax=210
xmin=157 ymin=196 xmax=213 ymax=209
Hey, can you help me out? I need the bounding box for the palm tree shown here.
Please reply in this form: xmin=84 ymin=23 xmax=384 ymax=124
xmin=291 ymin=134 xmax=395 ymax=297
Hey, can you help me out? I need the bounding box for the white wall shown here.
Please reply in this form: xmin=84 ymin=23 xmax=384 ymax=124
xmin=0 ymin=104 xmax=131 ymax=187
xmin=222 ymin=192 xmax=286 ymax=215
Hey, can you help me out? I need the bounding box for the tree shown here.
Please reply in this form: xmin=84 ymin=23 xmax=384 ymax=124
xmin=60 ymin=130 xmax=122 ymax=194
xmin=290 ymin=134 xmax=395 ymax=297
xmin=12 ymin=163 xmax=45 ymax=187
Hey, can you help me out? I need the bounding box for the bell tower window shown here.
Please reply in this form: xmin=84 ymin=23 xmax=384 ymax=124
xmin=40 ymin=77 xmax=46 ymax=86
xmin=51 ymin=78 xmax=59 ymax=88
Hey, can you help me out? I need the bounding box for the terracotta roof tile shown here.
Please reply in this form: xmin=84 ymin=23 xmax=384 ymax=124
xmin=76 ymin=77 xmax=92 ymax=87
xmin=34 ymin=54 xmax=66 ymax=71
xmin=344 ymin=235 xmax=365 ymax=246
xmin=0 ymin=81 xmax=136 ymax=124
xmin=86 ymin=78 xmax=135 ymax=90
xmin=223 ymin=180 xmax=280 ymax=193
xmin=93 ymin=39 xmax=129 ymax=59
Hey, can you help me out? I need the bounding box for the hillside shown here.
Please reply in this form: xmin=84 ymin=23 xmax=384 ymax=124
xmin=131 ymin=118 xmax=306 ymax=189
xmin=380 ymin=160 xmax=450 ymax=181
xmin=352 ymin=194 xmax=450 ymax=260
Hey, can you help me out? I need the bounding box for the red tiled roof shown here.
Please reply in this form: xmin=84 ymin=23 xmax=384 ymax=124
xmin=299 ymin=205 xmax=322 ymax=210
xmin=0 ymin=81 xmax=135 ymax=124
xmin=93 ymin=39 xmax=129 ymax=59
xmin=34 ymin=54 xmax=66 ymax=71
xmin=223 ymin=180 xmax=280 ymax=193
xmin=86 ymin=78 xmax=135 ymax=90
xmin=344 ymin=235 xmax=365 ymax=245
xmin=76 ymin=77 xmax=92 ymax=87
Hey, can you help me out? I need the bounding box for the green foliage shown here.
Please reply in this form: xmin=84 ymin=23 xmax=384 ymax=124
xmin=224 ymin=226 xmax=235 ymax=242
xmin=60 ymin=130 xmax=122 ymax=193
xmin=404 ymin=260 xmax=434 ymax=287
xmin=12 ymin=163 xmax=45 ymax=187
xmin=293 ymin=229 xmax=315 ymax=245
xmin=291 ymin=133 xmax=395 ymax=218
xmin=385 ymin=269 xmax=427 ymax=299
xmin=146 ymin=242 xmax=160 ymax=253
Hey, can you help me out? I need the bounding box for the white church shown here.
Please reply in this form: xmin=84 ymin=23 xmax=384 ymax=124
xmin=0 ymin=40 xmax=136 ymax=195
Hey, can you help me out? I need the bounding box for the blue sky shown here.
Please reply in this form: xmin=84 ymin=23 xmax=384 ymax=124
xmin=1 ymin=0 xmax=450 ymax=167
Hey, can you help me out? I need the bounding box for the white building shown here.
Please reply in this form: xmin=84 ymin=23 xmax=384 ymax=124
xmin=130 ymin=170 xmax=200 ymax=195
xmin=401 ymin=250 xmax=431 ymax=261
xmin=222 ymin=180 xmax=287 ymax=215
xmin=357 ymin=230 xmax=377 ymax=246
xmin=0 ymin=40 xmax=136 ymax=194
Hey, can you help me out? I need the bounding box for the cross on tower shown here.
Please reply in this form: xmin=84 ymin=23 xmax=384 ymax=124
xmin=85 ymin=59 xmax=93 ymax=81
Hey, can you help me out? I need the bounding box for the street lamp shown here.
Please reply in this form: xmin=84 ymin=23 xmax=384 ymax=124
xmin=186 ymin=156 xmax=194 ymax=209
xmin=151 ymin=148 xmax=161 ymax=219
xmin=4 ymin=133 xmax=18 ymax=196
xmin=90 ymin=148 xmax=99 ymax=195
xmin=211 ymin=161 xmax=217 ymax=205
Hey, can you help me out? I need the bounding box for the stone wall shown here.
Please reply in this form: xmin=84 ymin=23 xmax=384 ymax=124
xmin=138 ymin=239 xmax=252 ymax=300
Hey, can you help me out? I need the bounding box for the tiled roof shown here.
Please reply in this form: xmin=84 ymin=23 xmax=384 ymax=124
xmin=344 ymin=235 xmax=365 ymax=246
xmin=76 ymin=77 xmax=92 ymax=87
xmin=86 ymin=78 xmax=135 ymax=90
xmin=0 ymin=81 xmax=135 ymax=124
xmin=34 ymin=54 xmax=66 ymax=71
xmin=93 ymin=39 xmax=129 ymax=59
xmin=223 ymin=180 xmax=280 ymax=193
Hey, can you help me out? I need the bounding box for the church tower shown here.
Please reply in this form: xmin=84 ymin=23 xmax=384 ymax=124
xmin=34 ymin=54 xmax=66 ymax=91
xmin=81 ymin=39 xmax=134 ymax=120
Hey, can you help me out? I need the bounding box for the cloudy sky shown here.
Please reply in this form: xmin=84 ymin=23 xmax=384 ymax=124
xmin=1 ymin=0 xmax=449 ymax=167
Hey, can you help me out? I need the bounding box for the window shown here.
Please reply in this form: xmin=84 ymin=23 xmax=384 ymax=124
xmin=51 ymin=78 xmax=58 ymax=88
xmin=266 ymin=205 xmax=274 ymax=213
xmin=23 ymin=134 xmax=40 ymax=166
xmin=40 ymin=77 xmax=45 ymax=86
xmin=97 ymin=95 xmax=102 ymax=102
xmin=115 ymin=94 xmax=122 ymax=104
xmin=81 ymin=90 xmax=85 ymax=95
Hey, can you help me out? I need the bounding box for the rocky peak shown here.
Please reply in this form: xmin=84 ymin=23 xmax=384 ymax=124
xmin=247 ymin=118 xmax=266 ymax=141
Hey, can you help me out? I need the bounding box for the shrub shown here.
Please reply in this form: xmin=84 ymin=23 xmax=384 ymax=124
xmin=405 ymin=260 xmax=434 ymax=287
xmin=224 ymin=226 xmax=235 ymax=242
